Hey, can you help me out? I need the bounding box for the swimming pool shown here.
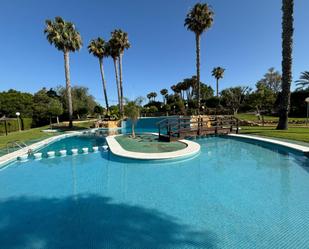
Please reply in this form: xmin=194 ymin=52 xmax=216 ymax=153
xmin=0 ymin=135 xmax=309 ymax=248
xmin=38 ymin=134 xmax=107 ymax=156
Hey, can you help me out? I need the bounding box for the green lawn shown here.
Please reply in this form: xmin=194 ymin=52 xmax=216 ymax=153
xmin=115 ymin=134 xmax=187 ymax=153
xmin=240 ymin=126 xmax=309 ymax=144
xmin=235 ymin=113 xmax=306 ymax=122
xmin=0 ymin=121 xmax=95 ymax=151
xmin=0 ymin=126 xmax=59 ymax=150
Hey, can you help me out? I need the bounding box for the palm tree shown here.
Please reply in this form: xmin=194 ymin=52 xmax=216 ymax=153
xmin=185 ymin=3 xmax=214 ymax=113
xmin=176 ymin=82 xmax=186 ymax=100
xmin=88 ymin=37 xmax=109 ymax=114
xmin=152 ymin=92 xmax=157 ymax=101
xmin=160 ymin=89 xmax=168 ymax=103
xmin=124 ymin=98 xmax=142 ymax=138
xmin=44 ymin=17 xmax=82 ymax=128
xmin=296 ymin=71 xmax=309 ymax=90
xmin=171 ymin=85 xmax=181 ymax=98
xmin=147 ymin=93 xmax=152 ymax=103
xmin=277 ymin=0 xmax=294 ymax=130
xmin=110 ymin=29 xmax=130 ymax=116
xmin=212 ymin=67 xmax=225 ymax=97
xmin=105 ymin=40 xmax=121 ymax=114
xmin=182 ymin=79 xmax=192 ymax=101
xmin=188 ymin=76 xmax=198 ymax=99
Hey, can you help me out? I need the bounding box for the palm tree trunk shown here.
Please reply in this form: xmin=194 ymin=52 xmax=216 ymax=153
xmin=195 ymin=33 xmax=201 ymax=114
xmin=216 ymin=78 xmax=219 ymax=97
xmin=64 ymin=50 xmax=73 ymax=128
xmin=118 ymin=53 xmax=124 ymax=116
xmin=277 ymin=0 xmax=294 ymax=130
xmin=132 ymin=122 xmax=135 ymax=138
xmin=99 ymin=58 xmax=109 ymax=114
xmin=56 ymin=116 xmax=59 ymax=124
xmin=113 ymin=57 xmax=121 ymax=114
xmin=185 ymin=90 xmax=188 ymax=101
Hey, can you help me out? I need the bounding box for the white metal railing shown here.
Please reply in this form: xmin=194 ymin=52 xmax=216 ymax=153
xmin=6 ymin=140 xmax=28 ymax=154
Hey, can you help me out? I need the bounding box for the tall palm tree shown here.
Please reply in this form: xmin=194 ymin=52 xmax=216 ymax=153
xmin=44 ymin=17 xmax=82 ymax=127
xmin=110 ymin=29 xmax=130 ymax=116
xmin=171 ymin=85 xmax=180 ymax=96
xmin=277 ymin=0 xmax=294 ymax=130
xmin=185 ymin=3 xmax=214 ymax=113
xmin=147 ymin=93 xmax=152 ymax=103
xmin=88 ymin=37 xmax=109 ymax=114
xmin=189 ymin=76 xmax=198 ymax=99
xmin=295 ymin=71 xmax=309 ymax=90
xmin=212 ymin=67 xmax=225 ymax=97
xmin=182 ymin=79 xmax=192 ymax=101
xmin=160 ymin=89 xmax=168 ymax=103
xmin=176 ymin=81 xmax=186 ymax=100
xmin=105 ymin=40 xmax=121 ymax=113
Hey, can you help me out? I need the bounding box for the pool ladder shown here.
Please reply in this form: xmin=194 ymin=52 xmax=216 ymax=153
xmin=6 ymin=140 xmax=29 ymax=154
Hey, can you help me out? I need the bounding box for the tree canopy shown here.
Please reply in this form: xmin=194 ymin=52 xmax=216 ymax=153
xmin=44 ymin=16 xmax=82 ymax=52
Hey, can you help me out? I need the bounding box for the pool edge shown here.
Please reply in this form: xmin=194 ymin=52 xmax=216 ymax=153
xmin=0 ymin=131 xmax=82 ymax=168
xmin=106 ymin=134 xmax=200 ymax=160
xmin=228 ymin=134 xmax=309 ymax=155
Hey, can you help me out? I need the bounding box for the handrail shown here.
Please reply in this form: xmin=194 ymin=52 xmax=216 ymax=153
xmin=158 ymin=115 xmax=239 ymax=140
xmin=6 ymin=140 xmax=28 ymax=153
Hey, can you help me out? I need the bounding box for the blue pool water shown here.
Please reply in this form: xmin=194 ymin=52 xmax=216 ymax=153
xmin=122 ymin=116 xmax=176 ymax=133
xmin=39 ymin=135 xmax=107 ymax=155
xmin=0 ymin=136 xmax=309 ymax=248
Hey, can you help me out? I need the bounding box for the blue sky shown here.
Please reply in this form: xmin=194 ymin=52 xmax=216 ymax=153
xmin=0 ymin=0 xmax=308 ymax=106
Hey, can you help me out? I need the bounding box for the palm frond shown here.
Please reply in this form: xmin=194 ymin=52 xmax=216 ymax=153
xmin=295 ymin=71 xmax=309 ymax=89
xmin=184 ymin=3 xmax=214 ymax=35
xmin=212 ymin=67 xmax=225 ymax=79
xmin=44 ymin=16 xmax=82 ymax=52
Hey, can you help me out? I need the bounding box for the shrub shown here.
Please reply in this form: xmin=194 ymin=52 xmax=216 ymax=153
xmin=0 ymin=117 xmax=32 ymax=134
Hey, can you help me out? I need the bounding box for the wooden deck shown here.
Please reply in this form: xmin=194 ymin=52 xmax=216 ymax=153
xmin=157 ymin=116 xmax=239 ymax=142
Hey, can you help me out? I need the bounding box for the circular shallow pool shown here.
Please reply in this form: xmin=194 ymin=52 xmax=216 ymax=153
xmin=0 ymin=136 xmax=309 ymax=248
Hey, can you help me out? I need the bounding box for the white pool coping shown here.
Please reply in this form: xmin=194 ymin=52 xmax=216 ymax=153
xmin=1 ymin=131 xmax=307 ymax=167
xmin=228 ymin=134 xmax=309 ymax=154
xmin=0 ymin=131 xmax=81 ymax=167
xmin=106 ymin=134 xmax=201 ymax=160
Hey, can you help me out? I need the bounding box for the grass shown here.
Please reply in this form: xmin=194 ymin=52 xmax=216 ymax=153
xmin=240 ymin=126 xmax=309 ymax=144
xmin=115 ymin=134 xmax=187 ymax=153
xmin=235 ymin=113 xmax=306 ymax=122
xmin=0 ymin=120 xmax=95 ymax=151
xmin=0 ymin=126 xmax=59 ymax=150
xmin=60 ymin=119 xmax=96 ymax=128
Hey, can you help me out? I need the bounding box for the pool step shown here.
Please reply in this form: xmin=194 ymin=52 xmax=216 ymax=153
xmin=17 ymin=145 xmax=109 ymax=162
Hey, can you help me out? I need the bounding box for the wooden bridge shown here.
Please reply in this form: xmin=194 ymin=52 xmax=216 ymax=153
xmin=157 ymin=116 xmax=239 ymax=142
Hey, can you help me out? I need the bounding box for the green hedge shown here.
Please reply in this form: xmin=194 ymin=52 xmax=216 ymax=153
xmin=0 ymin=118 xmax=32 ymax=134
